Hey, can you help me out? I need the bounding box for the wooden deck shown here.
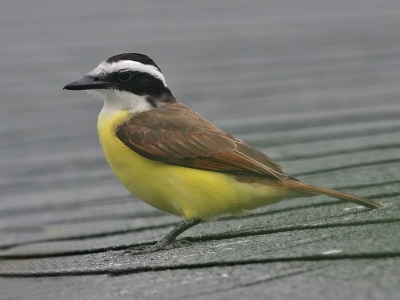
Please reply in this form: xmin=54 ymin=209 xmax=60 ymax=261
xmin=1 ymin=1 xmax=400 ymax=299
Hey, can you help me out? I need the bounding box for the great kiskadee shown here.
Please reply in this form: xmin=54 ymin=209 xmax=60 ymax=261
xmin=64 ymin=53 xmax=382 ymax=254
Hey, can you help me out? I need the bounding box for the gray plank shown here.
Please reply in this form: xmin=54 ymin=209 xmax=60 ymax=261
xmin=0 ymin=259 xmax=398 ymax=300
xmin=0 ymin=221 xmax=399 ymax=276
xmin=0 ymin=185 xmax=397 ymax=257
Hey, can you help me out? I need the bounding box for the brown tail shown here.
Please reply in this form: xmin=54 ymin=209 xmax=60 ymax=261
xmin=285 ymin=180 xmax=383 ymax=209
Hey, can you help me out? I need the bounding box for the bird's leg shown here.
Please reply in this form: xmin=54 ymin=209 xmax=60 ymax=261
xmin=124 ymin=219 xmax=201 ymax=255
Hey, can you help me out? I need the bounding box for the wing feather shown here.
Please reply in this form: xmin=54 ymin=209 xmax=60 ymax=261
xmin=116 ymin=103 xmax=288 ymax=180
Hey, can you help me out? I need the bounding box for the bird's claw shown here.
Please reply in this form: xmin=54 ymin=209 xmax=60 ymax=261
xmin=122 ymin=239 xmax=192 ymax=255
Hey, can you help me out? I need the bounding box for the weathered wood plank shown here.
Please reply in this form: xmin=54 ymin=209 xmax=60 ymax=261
xmin=1 ymin=221 xmax=399 ymax=276
xmin=1 ymin=259 xmax=399 ymax=300
xmin=0 ymin=185 xmax=397 ymax=257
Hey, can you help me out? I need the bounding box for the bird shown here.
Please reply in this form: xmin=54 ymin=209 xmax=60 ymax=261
xmin=64 ymin=53 xmax=383 ymax=254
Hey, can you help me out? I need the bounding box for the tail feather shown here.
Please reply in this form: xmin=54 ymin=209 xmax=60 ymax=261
xmin=285 ymin=181 xmax=383 ymax=209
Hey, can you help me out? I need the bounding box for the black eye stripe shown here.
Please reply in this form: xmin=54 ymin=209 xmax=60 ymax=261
xmin=101 ymin=70 xmax=166 ymax=96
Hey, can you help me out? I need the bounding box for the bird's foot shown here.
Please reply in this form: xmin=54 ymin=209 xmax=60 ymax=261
xmin=123 ymin=239 xmax=192 ymax=255
xmin=122 ymin=244 xmax=158 ymax=255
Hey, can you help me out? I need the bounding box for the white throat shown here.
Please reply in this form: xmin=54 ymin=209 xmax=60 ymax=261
xmin=89 ymin=89 xmax=153 ymax=116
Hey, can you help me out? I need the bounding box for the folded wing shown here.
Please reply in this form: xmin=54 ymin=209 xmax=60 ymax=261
xmin=116 ymin=103 xmax=289 ymax=180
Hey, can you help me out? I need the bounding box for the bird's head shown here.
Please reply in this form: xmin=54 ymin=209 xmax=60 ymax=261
xmin=64 ymin=53 xmax=175 ymax=113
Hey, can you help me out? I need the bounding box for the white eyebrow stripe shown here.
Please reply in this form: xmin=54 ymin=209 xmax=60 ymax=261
xmin=88 ymin=60 xmax=167 ymax=87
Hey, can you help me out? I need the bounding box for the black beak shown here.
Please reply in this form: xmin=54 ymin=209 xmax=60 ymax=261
xmin=63 ymin=76 xmax=108 ymax=90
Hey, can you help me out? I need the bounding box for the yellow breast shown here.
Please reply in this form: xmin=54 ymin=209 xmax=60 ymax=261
xmin=97 ymin=110 xmax=284 ymax=220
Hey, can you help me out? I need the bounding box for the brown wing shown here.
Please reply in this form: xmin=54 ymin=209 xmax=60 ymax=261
xmin=116 ymin=103 xmax=289 ymax=180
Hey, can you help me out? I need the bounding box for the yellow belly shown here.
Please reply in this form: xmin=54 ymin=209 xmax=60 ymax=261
xmin=97 ymin=110 xmax=285 ymax=220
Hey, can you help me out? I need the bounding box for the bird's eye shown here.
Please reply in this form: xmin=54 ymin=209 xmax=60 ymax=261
xmin=117 ymin=71 xmax=132 ymax=82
